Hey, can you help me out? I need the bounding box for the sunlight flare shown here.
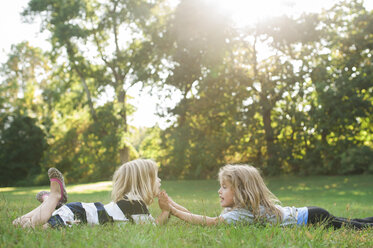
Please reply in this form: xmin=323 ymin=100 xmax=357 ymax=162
xmin=206 ymin=0 xmax=338 ymax=27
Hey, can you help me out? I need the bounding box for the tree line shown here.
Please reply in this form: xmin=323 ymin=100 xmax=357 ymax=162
xmin=1 ymin=0 xmax=372 ymax=186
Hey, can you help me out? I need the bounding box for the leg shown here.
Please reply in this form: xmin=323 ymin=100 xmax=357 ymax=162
xmin=350 ymin=217 xmax=373 ymax=223
xmin=36 ymin=191 xmax=63 ymax=209
xmin=13 ymin=180 xmax=61 ymax=228
xmin=30 ymin=180 xmax=61 ymax=227
xmin=331 ymin=217 xmax=373 ymax=229
xmin=307 ymin=206 xmax=333 ymax=226
xmin=13 ymin=168 xmax=67 ymax=228
xmin=307 ymin=206 xmax=373 ymax=229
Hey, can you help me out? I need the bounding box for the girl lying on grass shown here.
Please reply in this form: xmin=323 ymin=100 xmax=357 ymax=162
xmin=13 ymin=159 xmax=170 ymax=228
xmin=159 ymin=164 xmax=373 ymax=229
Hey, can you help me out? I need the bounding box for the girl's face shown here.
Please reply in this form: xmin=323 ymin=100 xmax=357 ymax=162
xmin=218 ymin=180 xmax=235 ymax=208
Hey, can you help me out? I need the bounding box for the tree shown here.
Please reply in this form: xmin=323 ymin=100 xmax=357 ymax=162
xmin=0 ymin=42 xmax=52 ymax=122
xmin=0 ymin=114 xmax=47 ymax=186
xmin=306 ymin=0 xmax=373 ymax=174
xmin=156 ymin=0 xmax=238 ymax=178
xmin=0 ymin=42 xmax=52 ymax=185
xmin=24 ymin=0 xmax=164 ymax=164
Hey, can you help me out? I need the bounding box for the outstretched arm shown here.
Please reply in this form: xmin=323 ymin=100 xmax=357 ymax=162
xmin=158 ymin=191 xmax=189 ymax=213
xmin=168 ymin=197 xmax=191 ymax=213
xmin=170 ymin=205 xmax=224 ymax=226
xmin=158 ymin=191 xmax=224 ymax=226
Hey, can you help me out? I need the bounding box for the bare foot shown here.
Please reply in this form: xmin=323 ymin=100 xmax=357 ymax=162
xmin=21 ymin=217 xmax=34 ymax=228
xmin=13 ymin=216 xmax=33 ymax=228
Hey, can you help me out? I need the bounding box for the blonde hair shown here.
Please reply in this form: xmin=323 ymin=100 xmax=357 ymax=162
xmin=111 ymin=159 xmax=158 ymax=205
xmin=219 ymin=164 xmax=282 ymax=221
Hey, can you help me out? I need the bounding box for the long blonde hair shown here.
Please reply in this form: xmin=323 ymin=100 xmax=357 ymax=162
xmin=219 ymin=164 xmax=282 ymax=221
xmin=111 ymin=159 xmax=158 ymax=205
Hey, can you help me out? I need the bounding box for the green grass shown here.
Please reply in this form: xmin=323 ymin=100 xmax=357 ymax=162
xmin=1 ymin=175 xmax=373 ymax=247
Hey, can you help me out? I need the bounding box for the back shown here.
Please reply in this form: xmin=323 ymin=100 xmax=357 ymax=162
xmin=220 ymin=205 xmax=307 ymax=226
xmin=104 ymin=197 xmax=155 ymax=225
xmin=220 ymin=206 xmax=279 ymax=225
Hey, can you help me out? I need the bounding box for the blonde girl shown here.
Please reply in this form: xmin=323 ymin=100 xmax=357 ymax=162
xmin=159 ymin=164 xmax=373 ymax=229
xmin=13 ymin=159 xmax=170 ymax=228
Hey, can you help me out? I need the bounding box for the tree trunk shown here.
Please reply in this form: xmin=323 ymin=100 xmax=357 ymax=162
xmin=262 ymin=106 xmax=275 ymax=159
xmin=66 ymin=42 xmax=97 ymax=122
xmin=77 ymin=70 xmax=97 ymax=122
xmin=120 ymin=147 xmax=129 ymax=164
xmin=261 ymin=96 xmax=278 ymax=174
xmin=117 ymin=88 xmax=129 ymax=163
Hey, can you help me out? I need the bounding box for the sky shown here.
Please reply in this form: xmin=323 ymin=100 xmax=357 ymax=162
xmin=1 ymin=0 xmax=372 ymax=128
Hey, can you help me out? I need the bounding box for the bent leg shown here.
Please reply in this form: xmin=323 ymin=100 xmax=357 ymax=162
xmin=13 ymin=180 xmax=61 ymax=228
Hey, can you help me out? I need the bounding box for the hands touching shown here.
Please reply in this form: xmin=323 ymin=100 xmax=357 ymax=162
xmin=155 ymin=190 xmax=172 ymax=225
xmin=158 ymin=191 xmax=191 ymax=216
xmin=157 ymin=191 xmax=219 ymax=226
xmin=158 ymin=190 xmax=172 ymax=212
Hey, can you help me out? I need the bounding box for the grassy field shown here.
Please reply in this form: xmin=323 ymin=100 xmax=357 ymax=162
xmin=1 ymin=175 xmax=373 ymax=247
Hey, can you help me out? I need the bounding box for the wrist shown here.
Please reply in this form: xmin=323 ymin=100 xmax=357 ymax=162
xmin=161 ymin=210 xmax=171 ymax=217
xmin=161 ymin=209 xmax=170 ymax=213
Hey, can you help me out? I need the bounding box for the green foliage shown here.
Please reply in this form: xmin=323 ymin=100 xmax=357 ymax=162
xmin=42 ymin=103 xmax=123 ymax=183
xmin=1 ymin=0 xmax=373 ymax=184
xmin=156 ymin=0 xmax=373 ymax=177
xmin=138 ymin=126 xmax=163 ymax=161
xmin=23 ymin=0 xmax=165 ymax=165
xmin=0 ymin=114 xmax=47 ymax=186
xmin=157 ymin=0 xmax=241 ymax=179
xmin=340 ymin=146 xmax=373 ymax=174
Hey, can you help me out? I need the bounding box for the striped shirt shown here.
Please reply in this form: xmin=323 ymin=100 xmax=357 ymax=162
xmin=48 ymin=197 xmax=155 ymax=228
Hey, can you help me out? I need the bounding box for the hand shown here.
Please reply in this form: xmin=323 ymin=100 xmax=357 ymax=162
xmin=158 ymin=191 xmax=171 ymax=211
